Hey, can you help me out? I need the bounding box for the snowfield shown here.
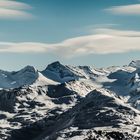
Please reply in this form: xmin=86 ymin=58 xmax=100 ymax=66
xmin=0 ymin=61 xmax=140 ymax=139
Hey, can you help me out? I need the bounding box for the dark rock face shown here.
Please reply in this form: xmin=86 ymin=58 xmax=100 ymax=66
xmin=0 ymin=90 xmax=16 ymax=112
xmin=47 ymin=83 xmax=75 ymax=98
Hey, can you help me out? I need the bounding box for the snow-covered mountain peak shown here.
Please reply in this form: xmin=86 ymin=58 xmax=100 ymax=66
xmin=44 ymin=61 xmax=64 ymax=71
xmin=18 ymin=65 xmax=37 ymax=74
xmin=0 ymin=65 xmax=38 ymax=89
xmin=129 ymin=60 xmax=140 ymax=68
xmin=42 ymin=61 xmax=76 ymax=83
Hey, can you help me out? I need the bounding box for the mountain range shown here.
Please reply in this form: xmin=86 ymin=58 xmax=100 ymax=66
xmin=0 ymin=61 xmax=140 ymax=139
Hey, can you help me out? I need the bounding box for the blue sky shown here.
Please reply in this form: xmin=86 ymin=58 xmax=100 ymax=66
xmin=0 ymin=0 xmax=140 ymax=70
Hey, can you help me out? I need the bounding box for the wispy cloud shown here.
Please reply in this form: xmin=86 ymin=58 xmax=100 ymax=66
xmin=105 ymin=4 xmax=140 ymax=15
xmin=0 ymin=42 xmax=50 ymax=53
xmin=1 ymin=29 xmax=140 ymax=57
xmin=0 ymin=0 xmax=33 ymax=19
xmin=84 ymin=24 xmax=119 ymax=34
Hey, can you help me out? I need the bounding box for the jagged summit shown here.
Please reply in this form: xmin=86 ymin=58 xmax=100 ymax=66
xmin=42 ymin=61 xmax=76 ymax=83
xmin=18 ymin=65 xmax=37 ymax=73
xmin=46 ymin=61 xmax=62 ymax=68
xmin=0 ymin=65 xmax=38 ymax=89
xmin=44 ymin=61 xmax=67 ymax=72
xmin=129 ymin=60 xmax=140 ymax=68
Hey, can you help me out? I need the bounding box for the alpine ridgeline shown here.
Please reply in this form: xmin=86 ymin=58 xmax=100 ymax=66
xmin=0 ymin=61 xmax=140 ymax=140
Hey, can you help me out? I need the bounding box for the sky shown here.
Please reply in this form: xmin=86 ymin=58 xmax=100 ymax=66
xmin=0 ymin=0 xmax=140 ymax=70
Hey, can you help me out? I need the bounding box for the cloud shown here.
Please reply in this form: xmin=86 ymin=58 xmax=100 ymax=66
xmin=105 ymin=4 xmax=140 ymax=15
xmin=0 ymin=0 xmax=33 ymax=19
xmin=54 ymin=29 xmax=140 ymax=56
xmin=0 ymin=42 xmax=50 ymax=53
xmin=1 ymin=29 xmax=140 ymax=57
xmin=84 ymin=24 xmax=119 ymax=34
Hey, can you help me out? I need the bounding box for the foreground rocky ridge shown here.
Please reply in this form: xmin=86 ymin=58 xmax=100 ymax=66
xmin=0 ymin=61 xmax=140 ymax=139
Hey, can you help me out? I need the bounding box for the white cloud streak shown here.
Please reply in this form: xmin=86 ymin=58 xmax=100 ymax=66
xmin=1 ymin=29 xmax=140 ymax=57
xmin=106 ymin=4 xmax=140 ymax=15
xmin=0 ymin=0 xmax=33 ymax=19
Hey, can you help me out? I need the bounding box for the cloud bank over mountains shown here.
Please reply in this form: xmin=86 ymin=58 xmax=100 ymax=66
xmin=0 ymin=28 xmax=140 ymax=57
